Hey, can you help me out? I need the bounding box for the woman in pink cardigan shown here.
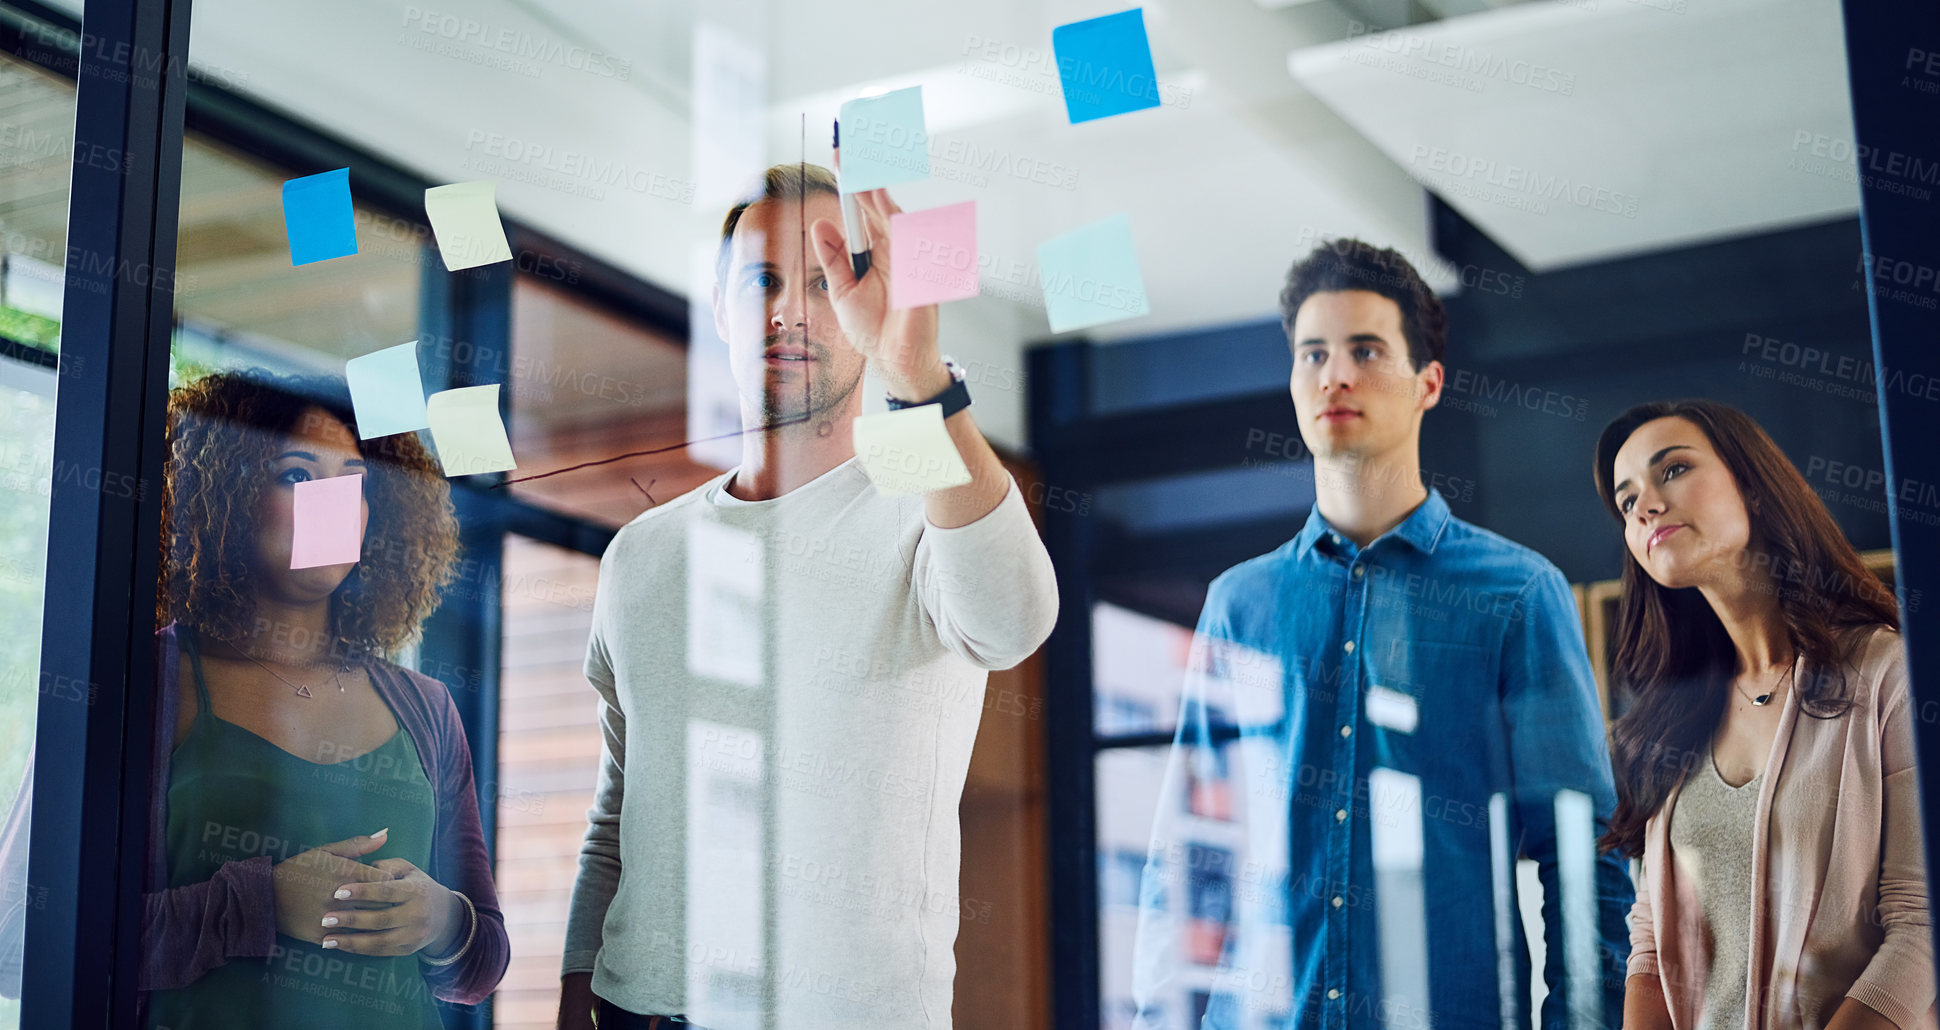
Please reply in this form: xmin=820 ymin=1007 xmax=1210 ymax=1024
xmin=1594 ymin=399 xmax=1933 ymax=1030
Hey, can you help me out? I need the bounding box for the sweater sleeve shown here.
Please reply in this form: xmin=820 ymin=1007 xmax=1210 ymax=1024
xmin=1626 ymin=859 xmax=1659 ymax=979
xmin=909 ymin=477 xmax=1059 ymax=671
xmin=417 ymin=679 xmax=511 ymax=1005
xmin=1846 ymin=645 xmax=1935 ymax=1028
xmin=562 ymin=578 xmax=625 ymax=977
xmin=139 ymin=855 xmax=280 ymax=990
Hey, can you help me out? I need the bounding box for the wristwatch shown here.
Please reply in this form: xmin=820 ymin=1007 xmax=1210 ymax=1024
xmin=886 ymin=356 xmax=972 ymax=418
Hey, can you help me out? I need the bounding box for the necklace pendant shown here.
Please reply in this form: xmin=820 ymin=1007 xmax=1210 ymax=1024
xmin=1753 ymin=693 xmax=1772 ymax=706
xmin=296 ymin=684 xmax=313 ymax=699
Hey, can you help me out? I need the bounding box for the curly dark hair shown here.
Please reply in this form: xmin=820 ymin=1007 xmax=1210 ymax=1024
xmin=159 ymin=370 xmax=459 ymax=658
xmin=1591 ymin=399 xmax=1898 ymax=857
xmin=1278 ymin=238 xmax=1447 ymax=370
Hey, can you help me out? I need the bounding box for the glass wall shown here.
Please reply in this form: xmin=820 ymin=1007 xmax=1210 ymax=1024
xmin=0 ymin=41 xmax=75 ymax=1030
xmin=11 ymin=0 xmax=1939 ymax=1028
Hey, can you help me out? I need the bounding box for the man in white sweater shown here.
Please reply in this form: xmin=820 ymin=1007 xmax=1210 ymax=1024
xmin=556 ymin=163 xmax=1059 ymax=1030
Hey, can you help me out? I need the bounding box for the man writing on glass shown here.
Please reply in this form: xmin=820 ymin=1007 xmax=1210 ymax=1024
xmin=1133 ymin=239 xmax=1632 ymax=1029
xmin=556 ymin=163 xmax=1058 ymax=1030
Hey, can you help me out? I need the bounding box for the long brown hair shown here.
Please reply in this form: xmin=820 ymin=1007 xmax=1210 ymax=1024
xmin=1591 ymin=399 xmax=1898 ymax=856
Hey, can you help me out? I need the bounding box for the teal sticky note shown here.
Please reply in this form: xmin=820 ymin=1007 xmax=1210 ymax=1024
xmin=1037 ymin=214 xmax=1150 ymax=333
xmin=1052 ymin=9 xmax=1163 ymax=124
xmin=837 ymin=87 xmax=930 ymax=193
xmin=282 ymin=168 xmax=358 ymax=265
xmin=345 ymin=341 xmax=430 ymax=440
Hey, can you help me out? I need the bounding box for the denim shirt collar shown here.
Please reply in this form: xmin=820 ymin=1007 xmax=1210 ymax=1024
xmin=1293 ymin=485 xmax=1452 ymax=561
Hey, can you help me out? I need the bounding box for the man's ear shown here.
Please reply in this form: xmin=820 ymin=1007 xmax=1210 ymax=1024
xmin=1417 ymin=359 xmax=1445 ymax=410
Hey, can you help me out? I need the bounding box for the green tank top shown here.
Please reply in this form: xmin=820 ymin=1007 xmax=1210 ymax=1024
xmin=147 ymin=630 xmax=445 ymax=1030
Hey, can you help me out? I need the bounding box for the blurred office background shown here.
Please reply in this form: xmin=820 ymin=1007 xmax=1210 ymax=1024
xmin=0 ymin=0 xmax=1906 ymax=1026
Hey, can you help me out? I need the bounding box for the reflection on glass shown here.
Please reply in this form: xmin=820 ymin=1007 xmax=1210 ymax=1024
xmin=0 ymin=44 xmax=75 ymax=1030
xmin=141 ymin=372 xmax=507 ymax=1027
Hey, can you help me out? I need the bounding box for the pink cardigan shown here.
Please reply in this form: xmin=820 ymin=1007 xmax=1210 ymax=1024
xmin=1628 ymin=626 xmax=1937 ymax=1030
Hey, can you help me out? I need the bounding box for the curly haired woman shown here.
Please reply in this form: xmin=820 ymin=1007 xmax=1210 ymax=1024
xmin=142 ymin=370 xmax=506 ymax=1028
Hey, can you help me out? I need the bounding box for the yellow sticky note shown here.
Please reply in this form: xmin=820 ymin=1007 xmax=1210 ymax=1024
xmin=426 ymin=384 xmax=517 ymax=476
xmin=852 ymin=406 xmax=971 ymax=495
xmin=425 ymin=180 xmax=513 ymax=271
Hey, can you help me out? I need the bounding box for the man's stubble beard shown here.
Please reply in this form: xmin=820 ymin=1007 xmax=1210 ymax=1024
xmin=754 ymin=359 xmax=863 ymax=428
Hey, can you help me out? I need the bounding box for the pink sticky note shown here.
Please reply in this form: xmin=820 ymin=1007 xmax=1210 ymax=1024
xmin=291 ymin=473 xmax=364 ymax=570
xmin=890 ymin=201 xmax=979 ymax=310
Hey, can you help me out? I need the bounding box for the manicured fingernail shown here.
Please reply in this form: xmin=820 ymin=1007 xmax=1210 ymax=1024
xmin=334 ymin=889 xmax=351 ymax=900
xmin=371 ymin=828 xmax=388 ymax=838
xmin=321 ymin=916 xmax=339 ymax=927
xmin=321 ymin=939 xmax=338 ymax=949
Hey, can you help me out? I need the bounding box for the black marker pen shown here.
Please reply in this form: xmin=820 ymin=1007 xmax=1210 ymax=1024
xmin=833 ymin=119 xmax=873 ymax=280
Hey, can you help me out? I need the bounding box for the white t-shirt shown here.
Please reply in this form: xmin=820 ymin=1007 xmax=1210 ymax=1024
xmin=563 ymin=459 xmax=1058 ymax=1029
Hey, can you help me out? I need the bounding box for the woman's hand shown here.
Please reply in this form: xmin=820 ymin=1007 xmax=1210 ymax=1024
xmin=271 ymin=830 xmax=394 ymax=945
xmin=319 ymin=857 xmax=464 ymax=958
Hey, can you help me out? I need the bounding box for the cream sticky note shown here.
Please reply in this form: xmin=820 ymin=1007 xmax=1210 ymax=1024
xmin=291 ymin=473 xmax=363 ymax=570
xmin=426 ymin=384 xmax=517 ymax=476
xmin=890 ymin=201 xmax=979 ymax=310
xmin=852 ymin=405 xmax=971 ymax=495
xmin=344 ymin=342 xmax=429 ymax=439
xmin=424 ymin=181 xmax=513 ymax=271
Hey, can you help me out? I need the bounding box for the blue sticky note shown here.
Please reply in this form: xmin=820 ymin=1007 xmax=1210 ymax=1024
xmin=282 ymin=168 xmax=358 ymax=265
xmin=1037 ymin=214 xmax=1150 ymax=333
xmin=1052 ymin=9 xmax=1163 ymax=124
xmin=837 ymin=87 xmax=930 ymax=193
xmin=345 ymin=341 xmax=430 ymax=440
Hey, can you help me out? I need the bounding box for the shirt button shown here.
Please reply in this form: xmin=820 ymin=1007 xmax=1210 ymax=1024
xmin=1340 ymin=725 xmax=1352 ymax=738
xmin=1352 ymin=565 xmax=1364 ymax=579
xmin=1342 ymin=640 xmax=1355 ymax=654
xmin=1335 ymin=809 xmax=1347 ymax=822
xmin=1331 ymin=896 xmax=1344 ymax=908
xmin=1330 ymin=533 xmax=1341 ymax=546
xmin=1329 ymin=989 xmax=1342 ymax=1000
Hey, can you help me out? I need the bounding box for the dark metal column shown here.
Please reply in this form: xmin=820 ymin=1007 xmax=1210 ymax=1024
xmin=1030 ymin=340 xmax=1101 ymax=1030
xmin=1837 ymin=0 xmax=1940 ymax=958
xmin=24 ymin=0 xmax=190 ymax=1026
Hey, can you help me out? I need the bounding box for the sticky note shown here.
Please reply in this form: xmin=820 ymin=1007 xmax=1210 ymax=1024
xmin=345 ymin=342 xmax=430 ymax=440
xmin=424 ymin=181 xmax=513 ymax=271
xmin=890 ymin=201 xmax=979 ymax=309
xmin=1036 ymin=213 xmax=1151 ymax=333
xmin=282 ymin=168 xmax=358 ymax=265
xmin=426 ymin=384 xmax=517 ymax=476
xmin=837 ymin=87 xmax=930 ymax=193
xmin=852 ymin=406 xmax=971 ymax=495
xmin=291 ymin=473 xmax=363 ymax=570
xmin=1052 ymin=9 xmax=1163 ymax=124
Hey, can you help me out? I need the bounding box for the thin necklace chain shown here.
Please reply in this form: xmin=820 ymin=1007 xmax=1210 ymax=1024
xmin=220 ymin=638 xmax=347 ymax=699
xmin=1734 ymin=660 xmax=1794 ymax=708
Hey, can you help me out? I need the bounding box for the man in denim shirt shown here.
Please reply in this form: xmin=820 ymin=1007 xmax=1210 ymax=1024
xmin=1132 ymin=240 xmax=1631 ymax=1030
